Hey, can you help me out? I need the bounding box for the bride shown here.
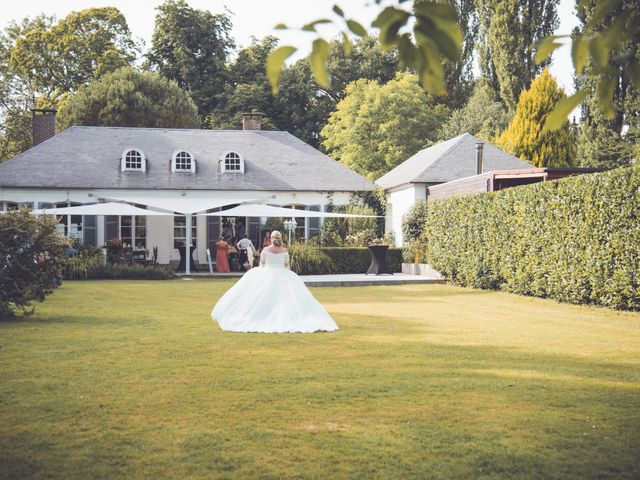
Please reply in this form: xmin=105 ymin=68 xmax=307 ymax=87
xmin=211 ymin=230 xmax=339 ymax=333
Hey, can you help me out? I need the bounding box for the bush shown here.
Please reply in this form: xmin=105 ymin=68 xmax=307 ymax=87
xmin=0 ymin=210 xmax=68 ymax=317
xmin=62 ymin=247 xmax=177 ymax=280
xmin=288 ymin=245 xmax=402 ymax=275
xmin=90 ymin=264 xmax=177 ymax=280
xmin=401 ymin=200 xmax=429 ymax=262
xmin=422 ymin=164 xmax=640 ymax=310
xmin=288 ymin=242 xmax=333 ymax=275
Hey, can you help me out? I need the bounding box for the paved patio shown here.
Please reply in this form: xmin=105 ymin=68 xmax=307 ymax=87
xmin=180 ymin=271 xmax=443 ymax=287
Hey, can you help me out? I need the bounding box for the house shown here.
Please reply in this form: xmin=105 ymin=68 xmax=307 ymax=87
xmin=376 ymin=133 xmax=532 ymax=246
xmin=0 ymin=112 xmax=374 ymax=266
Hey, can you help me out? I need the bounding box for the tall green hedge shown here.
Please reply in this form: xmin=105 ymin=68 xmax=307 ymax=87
xmin=422 ymin=165 xmax=640 ymax=310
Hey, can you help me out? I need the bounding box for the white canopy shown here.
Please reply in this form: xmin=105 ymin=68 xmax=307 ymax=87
xmin=31 ymin=202 xmax=172 ymax=216
xmin=105 ymin=196 xmax=263 ymax=214
xmin=204 ymin=203 xmax=380 ymax=218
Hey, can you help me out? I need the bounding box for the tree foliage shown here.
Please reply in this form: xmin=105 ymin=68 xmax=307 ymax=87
xmin=9 ymin=7 xmax=137 ymax=98
xmin=476 ymin=0 xmax=559 ymax=110
xmin=569 ymin=0 xmax=639 ymax=168
xmin=322 ymin=73 xmax=450 ymax=179
xmin=57 ymin=67 xmax=200 ymax=130
xmin=145 ymin=0 xmax=234 ymax=117
xmin=496 ymin=69 xmax=575 ymax=167
xmin=0 ymin=210 xmax=68 ymax=317
xmin=438 ymin=80 xmax=510 ymax=141
xmin=268 ymin=2 xmax=462 ymax=98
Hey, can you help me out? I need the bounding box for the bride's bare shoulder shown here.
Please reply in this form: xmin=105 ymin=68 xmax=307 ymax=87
xmin=264 ymin=246 xmax=287 ymax=254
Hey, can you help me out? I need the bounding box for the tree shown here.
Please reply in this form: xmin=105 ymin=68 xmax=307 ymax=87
xmin=438 ymin=80 xmax=511 ymax=141
xmin=9 ymin=7 xmax=137 ymax=98
xmin=57 ymin=67 xmax=200 ymax=130
xmin=496 ymin=69 xmax=575 ymax=167
xmin=415 ymin=0 xmax=478 ymax=109
xmin=322 ymin=73 xmax=450 ymax=180
xmin=145 ymin=0 xmax=234 ymax=117
xmin=0 ymin=210 xmax=68 ymax=317
xmin=567 ymin=0 xmax=639 ymax=168
xmin=475 ymin=0 xmax=559 ymax=110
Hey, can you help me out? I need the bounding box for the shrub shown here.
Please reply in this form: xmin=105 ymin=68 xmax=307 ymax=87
xmin=89 ymin=264 xmax=177 ymax=280
xmin=288 ymin=242 xmax=333 ymax=275
xmin=401 ymin=200 xmax=429 ymax=262
xmin=63 ymin=248 xmax=103 ymax=280
xmin=288 ymin=246 xmax=402 ymax=275
xmin=0 ymin=210 xmax=68 ymax=317
xmin=423 ymin=164 xmax=640 ymax=310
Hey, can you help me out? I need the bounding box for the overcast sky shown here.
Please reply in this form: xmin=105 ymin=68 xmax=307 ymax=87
xmin=2 ymin=0 xmax=580 ymax=92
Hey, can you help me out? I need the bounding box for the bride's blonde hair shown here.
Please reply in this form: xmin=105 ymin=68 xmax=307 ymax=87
xmin=270 ymin=230 xmax=283 ymax=247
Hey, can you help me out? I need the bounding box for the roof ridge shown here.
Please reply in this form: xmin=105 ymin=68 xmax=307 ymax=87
xmin=413 ymin=133 xmax=473 ymax=180
xmin=67 ymin=125 xmax=287 ymax=133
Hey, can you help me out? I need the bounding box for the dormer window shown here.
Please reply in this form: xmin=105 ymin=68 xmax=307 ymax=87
xmin=221 ymin=151 xmax=244 ymax=173
xmin=121 ymin=148 xmax=146 ymax=172
xmin=172 ymin=150 xmax=196 ymax=173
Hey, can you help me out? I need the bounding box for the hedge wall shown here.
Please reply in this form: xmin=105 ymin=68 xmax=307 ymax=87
xmin=289 ymin=245 xmax=402 ymax=275
xmin=422 ymin=165 xmax=640 ymax=310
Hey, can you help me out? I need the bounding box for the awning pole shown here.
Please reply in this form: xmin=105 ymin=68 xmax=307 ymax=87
xmin=185 ymin=214 xmax=191 ymax=276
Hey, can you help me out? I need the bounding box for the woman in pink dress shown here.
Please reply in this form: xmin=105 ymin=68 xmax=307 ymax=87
xmin=215 ymin=236 xmax=230 ymax=273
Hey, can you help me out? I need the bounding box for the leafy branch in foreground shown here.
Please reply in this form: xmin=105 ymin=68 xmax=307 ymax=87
xmin=534 ymin=0 xmax=640 ymax=132
xmin=266 ymin=1 xmax=462 ymax=97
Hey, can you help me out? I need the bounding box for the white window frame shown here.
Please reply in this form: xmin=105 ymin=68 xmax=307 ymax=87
xmin=121 ymin=148 xmax=146 ymax=172
xmin=220 ymin=151 xmax=244 ymax=173
xmin=171 ymin=150 xmax=196 ymax=173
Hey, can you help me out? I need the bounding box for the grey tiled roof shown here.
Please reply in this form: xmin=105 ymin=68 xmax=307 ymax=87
xmin=0 ymin=126 xmax=375 ymax=192
xmin=376 ymin=133 xmax=532 ymax=189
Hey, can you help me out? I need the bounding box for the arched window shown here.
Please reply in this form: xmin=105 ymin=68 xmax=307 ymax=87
xmin=172 ymin=150 xmax=196 ymax=173
xmin=121 ymin=149 xmax=146 ymax=172
xmin=222 ymin=151 xmax=244 ymax=173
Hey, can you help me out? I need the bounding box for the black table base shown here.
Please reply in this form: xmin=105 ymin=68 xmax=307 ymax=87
xmin=365 ymin=245 xmax=393 ymax=275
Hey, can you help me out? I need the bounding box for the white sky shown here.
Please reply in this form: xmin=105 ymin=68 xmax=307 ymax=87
xmin=1 ymin=0 xmax=579 ymax=93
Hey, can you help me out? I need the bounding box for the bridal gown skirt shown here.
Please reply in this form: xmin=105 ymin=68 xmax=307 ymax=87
xmin=211 ymin=266 xmax=339 ymax=333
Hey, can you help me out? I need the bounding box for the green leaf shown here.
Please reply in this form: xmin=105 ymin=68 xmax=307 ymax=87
xmin=571 ymin=36 xmax=588 ymax=74
xmin=332 ymin=5 xmax=344 ymax=17
xmin=589 ymin=0 xmax=623 ymax=27
xmin=346 ymin=19 xmax=368 ymax=37
xmin=310 ymin=38 xmax=330 ymax=88
xmin=414 ymin=17 xmax=461 ymax=62
xmin=397 ymin=33 xmax=417 ymax=68
xmin=413 ymin=1 xmax=459 ymax=23
xmin=589 ymin=36 xmax=609 ymax=68
xmin=373 ymin=7 xmax=410 ymax=49
xmin=302 ymin=19 xmax=332 ymax=32
xmin=534 ymin=35 xmax=564 ymax=65
xmin=598 ymin=77 xmax=617 ymax=119
xmin=542 ymin=90 xmax=588 ymax=133
xmin=266 ymin=45 xmax=297 ymax=94
xmin=274 ymin=23 xmax=287 ymax=30
xmin=341 ymin=31 xmax=353 ymax=56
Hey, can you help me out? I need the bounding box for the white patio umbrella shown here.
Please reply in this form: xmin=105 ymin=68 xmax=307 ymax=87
xmin=204 ymin=203 xmax=381 ymax=218
xmin=30 ymin=202 xmax=172 ymax=216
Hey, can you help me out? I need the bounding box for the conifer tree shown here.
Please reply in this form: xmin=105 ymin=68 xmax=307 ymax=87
xmin=497 ymin=69 xmax=575 ymax=167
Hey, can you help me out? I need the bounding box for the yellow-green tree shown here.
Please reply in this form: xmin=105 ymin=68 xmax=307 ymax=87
xmin=497 ymin=69 xmax=575 ymax=167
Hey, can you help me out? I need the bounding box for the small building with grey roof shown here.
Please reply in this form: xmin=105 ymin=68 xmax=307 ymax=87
xmin=376 ymin=133 xmax=532 ymax=246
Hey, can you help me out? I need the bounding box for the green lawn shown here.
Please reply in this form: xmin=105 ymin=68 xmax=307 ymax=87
xmin=1 ymin=280 xmax=639 ymax=479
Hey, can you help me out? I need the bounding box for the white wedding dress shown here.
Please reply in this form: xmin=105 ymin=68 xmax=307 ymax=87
xmin=211 ymin=249 xmax=339 ymax=333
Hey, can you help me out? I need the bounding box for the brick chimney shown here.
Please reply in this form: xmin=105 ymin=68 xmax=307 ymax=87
xmin=31 ymin=109 xmax=57 ymax=146
xmin=242 ymin=112 xmax=263 ymax=131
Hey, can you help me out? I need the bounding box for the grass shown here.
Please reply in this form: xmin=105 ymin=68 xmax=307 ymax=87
xmin=1 ymin=280 xmax=639 ymax=479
